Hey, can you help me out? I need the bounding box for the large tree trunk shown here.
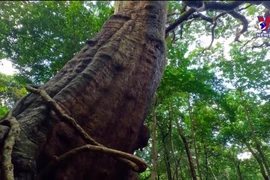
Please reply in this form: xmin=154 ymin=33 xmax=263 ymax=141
xmin=0 ymin=1 xmax=167 ymax=179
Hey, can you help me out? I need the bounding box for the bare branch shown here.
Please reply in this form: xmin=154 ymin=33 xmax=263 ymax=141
xmin=228 ymin=11 xmax=249 ymax=42
xmin=189 ymin=13 xmax=213 ymax=23
xmin=166 ymin=1 xmax=249 ymax=39
xmin=167 ymin=12 xmax=182 ymax=18
xmin=170 ymin=30 xmax=177 ymax=46
xmin=180 ymin=22 xmax=184 ymax=39
xmin=240 ymin=37 xmax=256 ymax=51
xmin=184 ymin=1 xmax=244 ymax=12
xmin=202 ymin=22 xmax=217 ymax=54
xmin=252 ymin=41 xmax=270 ymax=50
xmin=197 ymin=13 xmax=213 ymax=23
xmin=166 ymin=8 xmax=196 ymax=36
xmin=202 ymin=12 xmax=227 ymax=53
xmin=238 ymin=4 xmax=253 ymax=12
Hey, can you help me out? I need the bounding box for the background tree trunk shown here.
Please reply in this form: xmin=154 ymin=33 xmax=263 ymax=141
xmin=176 ymin=121 xmax=197 ymax=180
xmin=151 ymin=94 xmax=158 ymax=180
xmin=159 ymin=127 xmax=172 ymax=180
xmin=187 ymin=93 xmax=202 ymax=180
xmin=168 ymin=106 xmax=178 ymax=180
xmin=239 ymin=89 xmax=270 ymax=179
xmin=0 ymin=1 xmax=167 ymax=180
xmin=246 ymin=143 xmax=269 ymax=180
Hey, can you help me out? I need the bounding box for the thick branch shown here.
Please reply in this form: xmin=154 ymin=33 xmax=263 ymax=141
xmin=238 ymin=4 xmax=253 ymax=11
xmin=166 ymin=1 xmax=249 ymax=40
xmin=184 ymin=1 xmax=243 ymax=12
xmin=166 ymin=8 xmax=196 ymax=36
xmin=228 ymin=11 xmax=248 ymax=42
xmin=205 ymin=1 xmax=244 ymax=11
xmin=194 ymin=13 xmax=213 ymax=23
xmin=246 ymin=1 xmax=262 ymax=5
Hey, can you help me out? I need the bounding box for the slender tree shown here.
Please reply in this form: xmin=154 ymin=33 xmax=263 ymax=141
xmin=151 ymin=94 xmax=158 ymax=180
xmin=176 ymin=120 xmax=197 ymax=180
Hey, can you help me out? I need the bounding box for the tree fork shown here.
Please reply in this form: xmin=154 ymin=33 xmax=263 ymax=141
xmin=0 ymin=1 xmax=167 ymax=180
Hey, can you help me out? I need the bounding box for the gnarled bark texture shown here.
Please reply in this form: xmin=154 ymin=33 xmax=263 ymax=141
xmin=0 ymin=1 xmax=167 ymax=179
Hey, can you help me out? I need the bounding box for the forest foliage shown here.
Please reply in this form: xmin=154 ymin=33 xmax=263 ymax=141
xmin=0 ymin=1 xmax=270 ymax=179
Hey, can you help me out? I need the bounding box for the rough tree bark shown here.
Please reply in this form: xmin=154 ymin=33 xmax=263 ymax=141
xmin=0 ymin=1 xmax=167 ymax=180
